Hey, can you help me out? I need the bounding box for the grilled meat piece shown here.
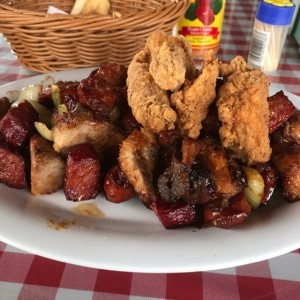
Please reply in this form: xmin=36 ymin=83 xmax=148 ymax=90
xmin=64 ymin=143 xmax=100 ymax=201
xmin=0 ymin=142 xmax=27 ymax=189
xmin=268 ymin=90 xmax=296 ymax=134
xmin=200 ymin=102 xmax=221 ymax=139
xmin=55 ymin=81 xmax=80 ymax=112
xmin=30 ymin=135 xmax=65 ymax=196
xmin=0 ymin=97 xmax=11 ymax=120
xmin=0 ymin=101 xmax=38 ymax=149
xmin=158 ymin=137 xmax=246 ymax=205
xmin=52 ymin=107 xmax=125 ymax=161
xmin=153 ymin=198 xmax=197 ymax=229
xmin=38 ymin=86 xmax=54 ymax=110
xmin=181 ymin=137 xmax=246 ymax=203
xmin=203 ymin=193 xmax=251 ymax=229
xmin=78 ymin=83 xmax=118 ymax=120
xmin=271 ymin=142 xmax=300 ymax=202
xmin=158 ymin=157 xmax=190 ymax=203
xmin=78 ymin=64 xmax=127 ymax=120
xmin=118 ymin=129 xmax=160 ymax=208
xmin=103 ymin=163 xmax=136 ymax=203
xmin=157 ymin=129 xmax=182 ymax=172
xmin=255 ymin=163 xmax=277 ymax=205
xmin=117 ymin=106 xmax=141 ymax=136
xmin=89 ymin=63 xmax=127 ymax=87
xmin=271 ymin=110 xmax=300 ymax=144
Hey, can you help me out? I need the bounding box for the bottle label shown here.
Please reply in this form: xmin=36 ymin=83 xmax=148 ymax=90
xmin=248 ymin=27 xmax=271 ymax=67
xmin=177 ymin=0 xmax=226 ymax=48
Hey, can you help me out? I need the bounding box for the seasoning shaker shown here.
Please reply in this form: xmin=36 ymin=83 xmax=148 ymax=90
xmin=248 ymin=0 xmax=295 ymax=73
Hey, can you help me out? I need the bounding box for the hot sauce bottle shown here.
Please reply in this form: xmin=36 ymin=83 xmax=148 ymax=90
xmin=175 ymin=0 xmax=226 ymax=58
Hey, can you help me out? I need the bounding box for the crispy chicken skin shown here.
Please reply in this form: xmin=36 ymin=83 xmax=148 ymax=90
xmin=118 ymin=128 xmax=159 ymax=208
xmin=127 ymin=30 xmax=198 ymax=135
xmin=171 ymin=51 xmax=219 ymax=139
xmin=217 ymin=58 xmax=271 ymax=165
xmin=127 ymin=48 xmax=177 ymax=133
xmin=147 ymin=30 xmax=195 ymax=91
xmin=218 ymin=55 xmax=248 ymax=77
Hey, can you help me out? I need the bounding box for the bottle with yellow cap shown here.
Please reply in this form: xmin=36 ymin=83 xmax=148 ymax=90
xmin=248 ymin=0 xmax=296 ymax=73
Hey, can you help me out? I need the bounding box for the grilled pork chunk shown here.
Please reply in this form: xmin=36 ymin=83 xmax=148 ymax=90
xmin=271 ymin=141 xmax=300 ymax=202
xmin=118 ymin=129 xmax=159 ymax=208
xmin=181 ymin=137 xmax=246 ymax=204
xmin=157 ymin=137 xmax=246 ymax=206
xmin=268 ymin=90 xmax=296 ymax=134
xmin=77 ymin=63 xmax=127 ymax=119
xmin=30 ymin=135 xmax=65 ymax=195
xmin=54 ymin=81 xmax=80 ymax=112
xmin=270 ymin=108 xmax=300 ymax=202
xmin=52 ymin=108 xmax=125 ymax=161
xmin=271 ymin=110 xmax=300 ymax=144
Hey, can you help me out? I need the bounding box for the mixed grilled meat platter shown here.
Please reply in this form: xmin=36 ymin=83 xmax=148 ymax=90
xmin=0 ymin=30 xmax=299 ymax=230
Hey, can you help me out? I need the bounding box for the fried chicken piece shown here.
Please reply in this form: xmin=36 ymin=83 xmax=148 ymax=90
xmin=147 ymin=30 xmax=195 ymax=91
xmin=219 ymin=55 xmax=248 ymax=77
xmin=127 ymin=48 xmax=177 ymax=133
xmin=170 ymin=51 xmax=219 ymax=139
xmin=217 ymin=59 xmax=271 ymax=166
xmin=118 ymin=128 xmax=159 ymax=208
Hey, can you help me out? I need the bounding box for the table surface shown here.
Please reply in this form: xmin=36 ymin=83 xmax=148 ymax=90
xmin=1 ymin=0 xmax=300 ymax=299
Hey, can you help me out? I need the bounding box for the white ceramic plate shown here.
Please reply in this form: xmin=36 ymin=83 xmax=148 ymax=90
xmin=0 ymin=69 xmax=300 ymax=273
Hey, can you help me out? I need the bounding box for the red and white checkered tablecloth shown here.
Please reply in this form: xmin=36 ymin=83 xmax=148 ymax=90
xmin=1 ymin=0 xmax=300 ymax=299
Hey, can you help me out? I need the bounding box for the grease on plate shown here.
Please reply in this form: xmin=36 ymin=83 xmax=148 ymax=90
xmin=47 ymin=218 xmax=76 ymax=231
xmin=73 ymin=202 xmax=105 ymax=218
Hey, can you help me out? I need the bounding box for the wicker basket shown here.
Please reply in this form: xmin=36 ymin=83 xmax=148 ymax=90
xmin=0 ymin=0 xmax=189 ymax=73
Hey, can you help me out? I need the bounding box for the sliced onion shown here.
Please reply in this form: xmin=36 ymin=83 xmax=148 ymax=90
xmin=243 ymin=166 xmax=265 ymax=209
xmin=34 ymin=122 xmax=54 ymax=141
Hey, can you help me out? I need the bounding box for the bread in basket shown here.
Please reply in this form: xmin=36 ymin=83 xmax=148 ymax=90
xmin=0 ymin=0 xmax=189 ymax=73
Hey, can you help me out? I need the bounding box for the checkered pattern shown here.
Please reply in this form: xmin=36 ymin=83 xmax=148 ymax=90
xmin=1 ymin=0 xmax=300 ymax=299
xmin=1 ymin=241 xmax=300 ymax=299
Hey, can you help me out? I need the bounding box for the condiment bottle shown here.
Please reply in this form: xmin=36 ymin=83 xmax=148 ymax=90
xmin=175 ymin=0 xmax=226 ymax=59
xmin=248 ymin=0 xmax=295 ymax=73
